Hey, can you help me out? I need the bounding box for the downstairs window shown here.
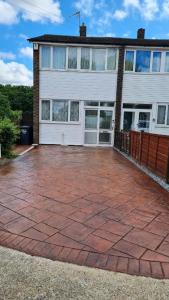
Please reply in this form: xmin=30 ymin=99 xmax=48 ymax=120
xmin=41 ymin=100 xmax=79 ymax=123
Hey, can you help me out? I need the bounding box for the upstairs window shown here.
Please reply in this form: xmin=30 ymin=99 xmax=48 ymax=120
xmin=152 ymin=52 xmax=161 ymax=72
xmin=135 ymin=50 xmax=151 ymax=72
xmin=107 ymin=48 xmax=117 ymax=70
xmin=53 ymin=46 xmax=66 ymax=69
xmin=81 ymin=47 xmax=90 ymax=70
xmin=165 ymin=52 xmax=169 ymax=72
xmin=92 ymin=48 xmax=106 ymax=71
xmin=68 ymin=47 xmax=77 ymax=69
xmin=125 ymin=50 xmax=134 ymax=71
xmin=157 ymin=104 xmax=169 ymax=125
xmin=41 ymin=46 xmax=51 ymax=68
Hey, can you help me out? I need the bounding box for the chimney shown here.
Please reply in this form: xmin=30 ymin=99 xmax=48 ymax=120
xmin=137 ymin=28 xmax=145 ymax=39
xmin=80 ymin=23 xmax=87 ymax=37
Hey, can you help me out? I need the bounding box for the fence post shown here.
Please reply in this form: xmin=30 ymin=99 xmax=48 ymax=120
xmin=128 ymin=131 xmax=131 ymax=155
xmin=166 ymin=147 xmax=169 ymax=184
xmin=139 ymin=131 xmax=143 ymax=164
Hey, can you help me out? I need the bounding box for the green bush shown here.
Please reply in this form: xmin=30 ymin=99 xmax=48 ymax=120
xmin=0 ymin=118 xmax=20 ymax=157
xmin=0 ymin=92 xmax=11 ymax=119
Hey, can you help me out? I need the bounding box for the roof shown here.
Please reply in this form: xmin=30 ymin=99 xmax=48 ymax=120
xmin=28 ymin=34 xmax=169 ymax=47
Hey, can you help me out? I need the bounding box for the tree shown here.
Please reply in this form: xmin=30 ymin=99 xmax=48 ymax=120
xmin=0 ymin=92 xmax=11 ymax=119
xmin=0 ymin=92 xmax=21 ymax=157
xmin=0 ymin=85 xmax=33 ymax=113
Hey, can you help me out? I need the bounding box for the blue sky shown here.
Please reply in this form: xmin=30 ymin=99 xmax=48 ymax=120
xmin=1 ymin=0 xmax=169 ymax=85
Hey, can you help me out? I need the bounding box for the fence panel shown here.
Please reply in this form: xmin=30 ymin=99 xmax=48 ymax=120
xmin=131 ymin=131 xmax=169 ymax=182
xmin=116 ymin=130 xmax=169 ymax=183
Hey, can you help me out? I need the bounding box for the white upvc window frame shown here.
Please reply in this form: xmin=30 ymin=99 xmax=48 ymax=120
xmin=121 ymin=107 xmax=152 ymax=132
xmin=124 ymin=48 xmax=168 ymax=74
xmin=40 ymin=44 xmax=118 ymax=73
xmin=40 ymin=99 xmax=80 ymax=124
xmin=156 ymin=103 xmax=169 ymax=127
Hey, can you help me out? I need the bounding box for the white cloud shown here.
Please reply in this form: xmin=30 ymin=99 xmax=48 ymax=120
xmin=0 ymin=0 xmax=63 ymax=25
xmin=74 ymin=0 xmax=94 ymax=16
xmin=0 ymin=51 xmax=16 ymax=60
xmin=162 ymin=0 xmax=169 ymax=16
xmin=0 ymin=60 xmax=32 ymax=86
xmin=104 ymin=32 xmax=116 ymax=37
xmin=19 ymin=33 xmax=28 ymax=40
xmin=0 ymin=1 xmax=17 ymax=25
xmin=123 ymin=0 xmax=140 ymax=8
xmin=142 ymin=0 xmax=159 ymax=20
xmin=123 ymin=0 xmax=159 ymax=20
xmin=113 ymin=9 xmax=128 ymax=20
xmin=20 ymin=47 xmax=33 ymax=59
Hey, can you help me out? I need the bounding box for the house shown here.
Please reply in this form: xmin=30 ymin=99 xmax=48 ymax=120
xmin=28 ymin=25 xmax=169 ymax=146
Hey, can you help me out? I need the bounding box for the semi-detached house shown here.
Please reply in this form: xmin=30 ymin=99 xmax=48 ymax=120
xmin=28 ymin=25 xmax=169 ymax=146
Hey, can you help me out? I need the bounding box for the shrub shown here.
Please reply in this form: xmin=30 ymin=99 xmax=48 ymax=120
xmin=0 ymin=118 xmax=20 ymax=157
xmin=0 ymin=92 xmax=11 ymax=119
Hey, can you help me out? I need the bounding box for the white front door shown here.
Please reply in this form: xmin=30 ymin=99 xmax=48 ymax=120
xmin=84 ymin=105 xmax=114 ymax=146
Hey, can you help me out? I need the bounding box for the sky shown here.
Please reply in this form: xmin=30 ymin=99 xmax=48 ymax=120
xmin=1 ymin=0 xmax=169 ymax=86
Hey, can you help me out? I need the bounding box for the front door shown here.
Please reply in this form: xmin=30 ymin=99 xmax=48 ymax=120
xmin=84 ymin=107 xmax=113 ymax=146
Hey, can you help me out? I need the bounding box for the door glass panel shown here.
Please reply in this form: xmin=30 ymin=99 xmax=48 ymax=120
xmin=138 ymin=112 xmax=150 ymax=129
xmin=99 ymin=110 xmax=112 ymax=129
xmin=85 ymin=110 xmax=98 ymax=129
xmin=123 ymin=111 xmax=134 ymax=131
xmin=99 ymin=132 xmax=111 ymax=144
xmin=85 ymin=132 xmax=97 ymax=144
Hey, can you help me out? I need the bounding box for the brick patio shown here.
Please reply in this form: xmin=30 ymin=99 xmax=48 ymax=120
xmin=0 ymin=146 xmax=169 ymax=278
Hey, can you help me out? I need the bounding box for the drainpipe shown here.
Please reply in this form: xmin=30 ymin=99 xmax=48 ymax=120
xmin=114 ymin=46 xmax=125 ymax=148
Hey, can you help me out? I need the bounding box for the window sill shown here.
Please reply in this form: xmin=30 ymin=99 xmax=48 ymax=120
xmin=124 ymin=71 xmax=169 ymax=75
xmin=40 ymin=121 xmax=81 ymax=125
xmin=40 ymin=69 xmax=117 ymax=74
xmin=155 ymin=125 xmax=169 ymax=128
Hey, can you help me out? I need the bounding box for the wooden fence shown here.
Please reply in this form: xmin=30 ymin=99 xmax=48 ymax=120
xmin=116 ymin=131 xmax=169 ymax=183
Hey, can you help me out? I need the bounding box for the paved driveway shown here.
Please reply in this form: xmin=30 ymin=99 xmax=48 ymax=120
xmin=0 ymin=146 xmax=169 ymax=279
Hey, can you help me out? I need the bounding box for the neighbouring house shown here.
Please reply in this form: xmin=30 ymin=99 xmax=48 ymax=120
xmin=28 ymin=25 xmax=169 ymax=146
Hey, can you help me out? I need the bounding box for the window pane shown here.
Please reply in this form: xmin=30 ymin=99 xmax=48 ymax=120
xmin=135 ymin=50 xmax=151 ymax=72
xmin=99 ymin=110 xmax=112 ymax=129
xmin=99 ymin=133 xmax=111 ymax=144
xmin=157 ymin=105 xmax=166 ymax=124
xmin=85 ymin=110 xmax=98 ymax=129
xmin=85 ymin=101 xmax=99 ymax=106
xmin=92 ymin=49 xmax=106 ymax=71
xmin=52 ymin=100 xmax=68 ymax=122
xmin=53 ymin=47 xmax=66 ymax=69
xmin=165 ymin=52 xmax=169 ymax=72
xmin=41 ymin=100 xmax=50 ymax=120
xmin=138 ymin=112 xmax=150 ymax=129
xmin=125 ymin=51 xmax=134 ymax=71
xmin=167 ymin=106 xmax=169 ymax=125
xmin=107 ymin=48 xmax=117 ymax=70
xmin=70 ymin=102 xmax=79 ymax=121
xmin=41 ymin=46 xmax=51 ymax=68
xmin=152 ymin=52 xmax=161 ymax=72
xmin=81 ymin=48 xmax=90 ymax=69
xmin=100 ymin=102 xmax=114 ymax=107
xmin=68 ymin=47 xmax=77 ymax=69
xmin=85 ymin=132 xmax=97 ymax=144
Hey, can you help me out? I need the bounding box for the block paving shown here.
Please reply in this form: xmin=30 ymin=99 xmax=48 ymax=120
xmin=0 ymin=146 xmax=169 ymax=279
